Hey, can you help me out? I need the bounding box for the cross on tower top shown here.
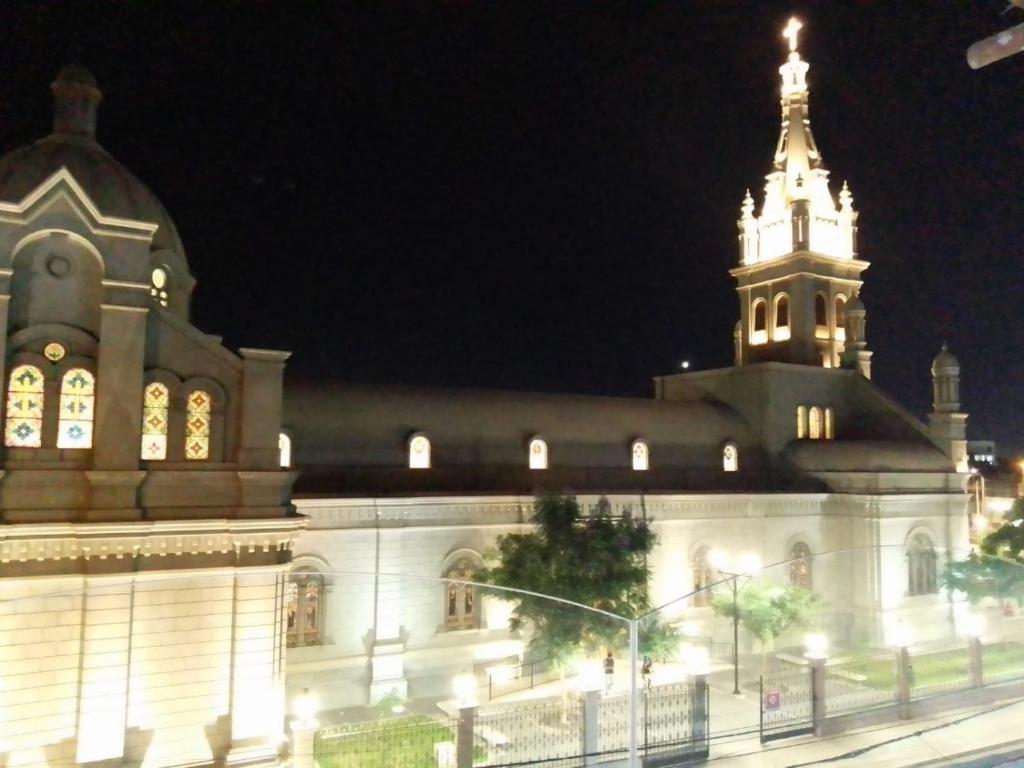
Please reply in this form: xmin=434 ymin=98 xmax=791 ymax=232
xmin=783 ymin=17 xmax=803 ymax=53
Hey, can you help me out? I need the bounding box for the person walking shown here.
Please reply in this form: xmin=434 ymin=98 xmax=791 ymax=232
xmin=603 ymin=650 xmax=615 ymax=694
xmin=641 ymin=655 xmax=653 ymax=690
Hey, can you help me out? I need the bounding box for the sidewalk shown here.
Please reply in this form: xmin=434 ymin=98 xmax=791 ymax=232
xmin=702 ymin=693 xmax=1024 ymax=766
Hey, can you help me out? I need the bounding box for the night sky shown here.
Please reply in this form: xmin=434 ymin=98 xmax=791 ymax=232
xmin=0 ymin=2 xmax=1021 ymax=453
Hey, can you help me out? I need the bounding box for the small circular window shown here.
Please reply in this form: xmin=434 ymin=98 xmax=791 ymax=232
xmin=43 ymin=342 xmax=66 ymax=362
xmin=150 ymin=268 xmax=169 ymax=307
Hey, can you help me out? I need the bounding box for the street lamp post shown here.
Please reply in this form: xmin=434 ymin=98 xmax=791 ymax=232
xmin=969 ymin=468 xmax=987 ymax=542
xmin=708 ymin=550 xmax=761 ymax=696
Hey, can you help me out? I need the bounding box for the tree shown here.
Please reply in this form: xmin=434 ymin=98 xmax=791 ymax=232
xmin=940 ymin=498 xmax=1024 ymax=604
xmin=710 ymin=580 xmax=820 ymax=672
xmin=478 ymin=495 xmax=676 ymax=668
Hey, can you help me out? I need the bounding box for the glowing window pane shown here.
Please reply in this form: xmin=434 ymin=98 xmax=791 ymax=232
xmin=529 ymin=438 xmax=548 ymax=470
xmin=723 ymin=443 xmax=739 ymax=472
xmin=279 ymin=432 xmax=291 ymax=468
xmin=5 ymin=364 xmax=44 ymax=447
xmin=797 ymin=406 xmax=807 ymax=439
xmin=150 ymin=268 xmax=169 ymax=307
xmin=141 ymin=382 xmax=169 ymax=460
xmin=303 ymin=581 xmax=320 ymax=644
xmin=57 ymin=368 xmax=94 ymax=449
xmin=632 ymin=440 xmax=649 ymax=471
xmin=409 ymin=434 xmax=430 ymax=469
xmin=808 ymin=407 xmax=822 ymax=440
xmin=824 ymin=407 xmax=834 ymax=440
xmin=285 ymin=581 xmax=298 ymax=646
xmin=185 ymin=389 xmax=211 ymax=460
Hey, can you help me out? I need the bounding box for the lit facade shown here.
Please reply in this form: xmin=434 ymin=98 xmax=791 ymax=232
xmin=283 ymin=22 xmax=971 ymax=712
xmin=0 ymin=67 xmax=303 ymax=768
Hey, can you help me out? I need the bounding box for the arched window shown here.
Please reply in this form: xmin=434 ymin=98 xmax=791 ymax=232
xmin=774 ymin=294 xmax=790 ymax=341
xmin=692 ymin=546 xmax=715 ymax=608
xmin=722 ymin=443 xmax=739 ymax=472
xmin=286 ymin=571 xmax=324 ymax=647
xmin=814 ymin=293 xmax=827 ymax=327
xmin=279 ymin=432 xmax=291 ymax=468
xmin=57 ymin=368 xmax=95 ymax=449
xmin=141 ymin=382 xmax=169 ymax=460
xmin=796 ymin=406 xmax=807 ymax=439
xmin=751 ymin=299 xmax=768 ymax=344
xmin=185 ymin=389 xmax=211 ymax=460
xmin=789 ymin=541 xmax=812 ymax=589
xmin=409 ymin=433 xmax=430 ymax=469
xmin=808 ymin=407 xmax=823 ymax=440
xmin=631 ymin=439 xmax=649 ymax=471
xmin=834 ymin=295 xmax=847 ymax=341
xmin=443 ymin=559 xmax=478 ymax=630
xmin=907 ymin=533 xmax=938 ymax=596
xmin=150 ymin=267 xmax=169 ymax=308
xmin=4 ymin=364 xmax=44 ymax=447
xmin=529 ymin=437 xmax=548 ymax=470
xmin=824 ymin=407 xmax=834 ymax=440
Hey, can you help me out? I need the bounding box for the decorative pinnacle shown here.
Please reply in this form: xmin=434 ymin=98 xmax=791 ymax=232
xmin=839 ymin=180 xmax=853 ymax=210
xmin=741 ymin=189 xmax=755 ymax=218
xmin=783 ymin=17 xmax=803 ymax=54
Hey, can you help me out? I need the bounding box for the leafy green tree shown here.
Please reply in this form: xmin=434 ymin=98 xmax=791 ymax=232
xmin=710 ymin=580 xmax=820 ymax=672
xmin=478 ymin=495 xmax=677 ymax=668
xmin=941 ymin=499 xmax=1024 ymax=603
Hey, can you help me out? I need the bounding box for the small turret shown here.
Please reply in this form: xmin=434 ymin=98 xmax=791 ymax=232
xmin=51 ymin=64 xmax=101 ymax=140
xmin=928 ymin=343 xmax=968 ymax=472
xmin=839 ymin=292 xmax=872 ymax=378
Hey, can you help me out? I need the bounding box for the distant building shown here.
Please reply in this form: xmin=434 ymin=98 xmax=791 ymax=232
xmin=968 ymin=440 xmax=997 ymax=466
xmin=283 ymin=25 xmax=971 ymax=709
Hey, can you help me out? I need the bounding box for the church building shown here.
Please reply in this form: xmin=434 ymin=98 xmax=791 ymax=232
xmin=0 ymin=67 xmax=303 ymax=768
xmin=283 ymin=21 xmax=971 ymax=710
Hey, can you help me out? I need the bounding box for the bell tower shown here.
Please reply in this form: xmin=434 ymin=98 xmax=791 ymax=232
xmin=732 ymin=18 xmax=872 ymax=374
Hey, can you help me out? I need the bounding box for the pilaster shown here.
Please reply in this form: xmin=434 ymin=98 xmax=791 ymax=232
xmin=238 ymin=348 xmax=290 ymax=470
xmin=94 ymin=303 xmax=147 ymax=470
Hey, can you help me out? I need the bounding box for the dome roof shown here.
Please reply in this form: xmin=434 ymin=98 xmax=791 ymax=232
xmin=0 ymin=66 xmax=184 ymax=256
xmin=931 ymin=343 xmax=959 ymax=375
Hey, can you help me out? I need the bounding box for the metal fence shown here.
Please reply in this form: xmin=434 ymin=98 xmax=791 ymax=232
xmin=596 ymin=681 xmax=706 ymax=764
xmin=909 ymin=641 xmax=971 ymax=700
xmin=825 ymin=651 xmax=899 ymax=717
xmin=475 ymin=697 xmax=584 ymax=767
xmin=760 ymin=656 xmax=813 ymax=743
xmin=487 ymin=657 xmax=559 ymax=700
xmin=982 ymin=639 xmax=1024 ymax=685
xmin=314 ymin=714 xmax=460 ymax=768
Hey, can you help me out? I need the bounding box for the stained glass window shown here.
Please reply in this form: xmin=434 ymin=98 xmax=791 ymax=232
xmin=185 ymin=389 xmax=211 ymax=460
xmin=692 ymin=547 xmax=714 ymax=608
xmin=141 ymin=382 xmax=169 ymax=460
xmin=443 ymin=560 xmax=478 ymax=630
xmin=907 ymin=533 xmax=938 ymax=596
xmin=287 ymin=573 xmax=323 ymax=648
xmin=43 ymin=342 xmax=66 ymax=362
xmin=57 ymin=368 xmax=95 ymax=449
xmin=285 ymin=581 xmax=298 ymax=647
xmin=151 ymin=268 xmax=169 ymax=307
xmin=5 ymin=364 xmax=44 ymax=447
xmin=303 ymin=580 xmax=320 ymax=645
xmin=789 ymin=541 xmax=812 ymax=589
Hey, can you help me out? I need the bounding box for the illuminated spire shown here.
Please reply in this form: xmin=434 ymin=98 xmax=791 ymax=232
xmin=774 ymin=17 xmax=820 ymax=200
xmin=737 ymin=18 xmax=858 ymax=265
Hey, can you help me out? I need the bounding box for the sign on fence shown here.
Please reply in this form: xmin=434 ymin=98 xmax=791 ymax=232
xmin=763 ymin=688 xmax=782 ymax=711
